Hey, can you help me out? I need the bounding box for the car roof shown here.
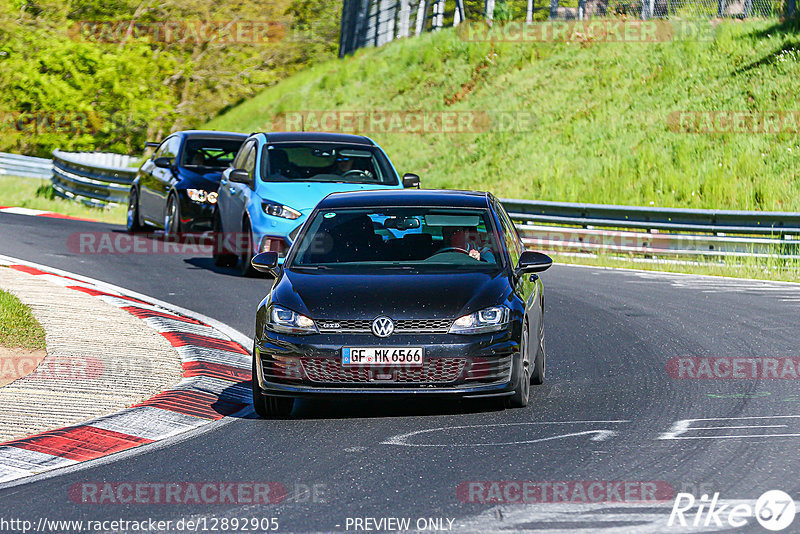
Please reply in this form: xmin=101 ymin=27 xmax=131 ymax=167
xmin=179 ymin=130 xmax=248 ymax=140
xmin=317 ymin=189 xmax=492 ymax=209
xmin=260 ymin=132 xmax=374 ymax=145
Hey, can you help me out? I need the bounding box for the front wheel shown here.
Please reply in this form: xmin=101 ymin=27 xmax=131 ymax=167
xmin=238 ymin=220 xmax=258 ymax=277
xmin=252 ymin=356 xmax=294 ymax=418
xmin=212 ymin=210 xmax=237 ymax=267
xmin=531 ymin=318 xmax=545 ymax=385
xmin=164 ymin=194 xmax=181 ymax=236
xmin=505 ymin=321 xmax=531 ymax=408
xmin=126 ymin=189 xmax=144 ymax=233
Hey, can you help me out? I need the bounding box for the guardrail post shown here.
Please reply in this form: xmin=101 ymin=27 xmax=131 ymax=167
xmin=485 ymin=0 xmax=495 ymax=22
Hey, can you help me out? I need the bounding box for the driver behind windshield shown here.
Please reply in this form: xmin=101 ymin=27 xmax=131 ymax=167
xmin=441 ymin=226 xmax=496 ymax=263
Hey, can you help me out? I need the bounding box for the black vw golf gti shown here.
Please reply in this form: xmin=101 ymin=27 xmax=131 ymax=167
xmin=250 ymin=190 xmax=552 ymax=417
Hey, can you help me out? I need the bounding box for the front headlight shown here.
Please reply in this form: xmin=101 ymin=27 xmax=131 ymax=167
xmin=262 ymin=201 xmax=301 ymax=220
xmin=266 ymin=305 xmax=317 ymax=334
xmin=186 ymin=189 xmax=217 ymax=204
xmin=449 ymin=306 xmax=510 ymax=335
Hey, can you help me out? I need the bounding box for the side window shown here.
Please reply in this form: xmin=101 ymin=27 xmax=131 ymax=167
xmin=153 ymin=136 xmax=173 ymax=159
xmin=160 ymin=136 xmax=181 ymax=160
xmin=243 ymin=145 xmax=257 ymax=180
xmin=232 ymin=140 xmax=255 ymax=170
xmin=496 ymin=202 xmax=522 ymax=267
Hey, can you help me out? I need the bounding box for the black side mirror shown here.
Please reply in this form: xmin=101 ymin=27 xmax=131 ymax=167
xmin=517 ymin=251 xmax=552 ymax=273
xmin=229 ymin=168 xmax=252 ymax=184
xmin=252 ymin=251 xmax=279 ymax=277
xmin=153 ymin=157 xmax=174 ymax=169
xmin=402 ymin=173 xmax=420 ymax=188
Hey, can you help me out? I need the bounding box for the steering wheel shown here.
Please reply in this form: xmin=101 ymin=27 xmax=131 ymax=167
xmin=436 ymin=246 xmax=470 ymax=255
xmin=342 ymin=169 xmax=371 ymax=179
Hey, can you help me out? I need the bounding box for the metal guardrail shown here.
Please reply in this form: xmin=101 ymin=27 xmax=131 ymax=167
xmin=503 ymin=199 xmax=800 ymax=259
xmin=51 ymin=150 xmax=139 ymax=207
xmin=0 ymin=152 xmax=52 ymax=180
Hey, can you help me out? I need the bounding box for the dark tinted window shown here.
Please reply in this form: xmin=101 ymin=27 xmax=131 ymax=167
xmin=180 ymin=138 xmax=243 ymax=169
xmin=496 ymin=202 xmax=523 ymax=266
xmin=260 ymin=144 xmax=398 ymax=185
xmin=291 ymin=207 xmax=500 ymax=271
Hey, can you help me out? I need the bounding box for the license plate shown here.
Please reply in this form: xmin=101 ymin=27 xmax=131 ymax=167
xmin=342 ymin=347 xmax=423 ymax=366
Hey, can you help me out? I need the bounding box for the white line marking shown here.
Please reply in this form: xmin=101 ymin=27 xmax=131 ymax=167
xmin=659 ymin=415 xmax=800 ymax=440
xmin=382 ymin=421 xmax=630 ymax=447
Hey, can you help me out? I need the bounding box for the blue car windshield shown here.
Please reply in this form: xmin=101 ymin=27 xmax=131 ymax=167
xmin=290 ymin=208 xmax=503 ymax=272
xmin=260 ymin=144 xmax=398 ymax=185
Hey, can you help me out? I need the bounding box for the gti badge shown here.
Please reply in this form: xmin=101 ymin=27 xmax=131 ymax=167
xmin=371 ymin=316 xmax=395 ymax=338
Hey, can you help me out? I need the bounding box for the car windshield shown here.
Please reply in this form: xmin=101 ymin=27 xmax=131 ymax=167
xmin=260 ymin=143 xmax=398 ymax=185
xmin=290 ymin=207 xmax=502 ymax=271
xmin=181 ymin=139 xmax=243 ymax=170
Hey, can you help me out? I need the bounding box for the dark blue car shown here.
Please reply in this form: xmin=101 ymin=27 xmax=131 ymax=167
xmin=127 ymin=130 xmax=247 ymax=235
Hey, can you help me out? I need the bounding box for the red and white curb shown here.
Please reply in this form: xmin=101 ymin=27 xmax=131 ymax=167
xmin=0 ymin=258 xmax=253 ymax=485
xmin=0 ymin=206 xmax=97 ymax=222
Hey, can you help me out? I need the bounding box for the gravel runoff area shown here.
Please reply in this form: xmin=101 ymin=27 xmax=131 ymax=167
xmin=0 ymin=266 xmax=182 ymax=442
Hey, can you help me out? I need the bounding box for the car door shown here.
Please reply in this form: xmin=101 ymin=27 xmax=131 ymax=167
xmin=219 ymin=139 xmax=256 ymax=233
xmin=152 ymin=135 xmax=182 ymax=226
xmin=496 ymin=200 xmax=540 ymax=333
xmin=139 ymin=138 xmax=169 ymax=222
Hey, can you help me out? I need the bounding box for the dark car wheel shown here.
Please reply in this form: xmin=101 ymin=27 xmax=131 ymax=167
xmin=531 ymin=317 xmax=545 ymax=385
xmin=506 ymin=320 xmax=531 ymax=408
xmin=252 ymin=356 xmax=294 ymax=418
xmin=164 ymin=194 xmax=181 ymax=236
xmin=238 ymin=220 xmax=258 ymax=277
xmin=212 ymin=210 xmax=237 ymax=268
xmin=126 ymin=188 xmax=144 ymax=233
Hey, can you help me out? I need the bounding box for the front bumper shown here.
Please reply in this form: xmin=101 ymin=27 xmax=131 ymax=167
xmin=254 ymin=330 xmax=520 ymax=399
xmin=178 ymin=196 xmax=215 ymax=232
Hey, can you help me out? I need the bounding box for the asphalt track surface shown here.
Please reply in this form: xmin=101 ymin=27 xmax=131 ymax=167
xmin=0 ymin=211 xmax=799 ymax=533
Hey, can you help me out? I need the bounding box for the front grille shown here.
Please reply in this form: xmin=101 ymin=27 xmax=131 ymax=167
xmin=317 ymin=318 xmax=453 ymax=334
xmin=301 ymin=357 xmax=465 ymax=384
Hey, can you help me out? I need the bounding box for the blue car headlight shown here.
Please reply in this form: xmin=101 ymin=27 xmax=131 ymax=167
xmin=449 ymin=306 xmax=510 ymax=335
xmin=266 ymin=305 xmax=317 ymax=335
xmin=262 ymin=201 xmax=301 ymax=220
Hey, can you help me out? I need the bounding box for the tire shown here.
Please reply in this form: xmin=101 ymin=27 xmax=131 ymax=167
xmin=126 ymin=188 xmax=144 ymax=233
xmin=251 ymin=355 xmax=294 ymax=418
xmin=505 ymin=320 xmax=531 ymax=408
xmin=238 ymin=219 xmax=258 ymax=277
xmin=212 ymin=209 xmax=237 ymax=268
xmin=531 ymin=316 xmax=546 ymax=385
xmin=164 ymin=194 xmax=181 ymax=236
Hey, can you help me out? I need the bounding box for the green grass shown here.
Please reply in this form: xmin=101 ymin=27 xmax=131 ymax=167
xmin=207 ymin=18 xmax=800 ymax=211
xmin=0 ymin=176 xmax=126 ymax=224
xmin=0 ymin=288 xmax=46 ymax=350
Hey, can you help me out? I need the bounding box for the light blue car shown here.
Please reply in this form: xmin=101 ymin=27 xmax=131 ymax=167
xmin=213 ymin=132 xmax=420 ymax=275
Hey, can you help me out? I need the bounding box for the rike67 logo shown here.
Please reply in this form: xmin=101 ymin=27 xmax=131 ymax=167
xmin=668 ymin=490 xmax=796 ymax=531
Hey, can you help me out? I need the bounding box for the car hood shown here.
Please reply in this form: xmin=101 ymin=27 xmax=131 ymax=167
xmin=274 ymin=270 xmax=510 ymax=321
xmin=257 ymin=182 xmax=399 ymax=211
xmin=177 ymin=169 xmax=224 ymax=190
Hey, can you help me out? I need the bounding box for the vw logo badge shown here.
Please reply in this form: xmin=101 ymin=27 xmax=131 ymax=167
xmin=371 ymin=316 xmax=395 ymax=338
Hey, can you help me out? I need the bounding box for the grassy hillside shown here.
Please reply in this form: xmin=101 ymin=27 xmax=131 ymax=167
xmin=207 ymin=18 xmax=800 ymax=210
